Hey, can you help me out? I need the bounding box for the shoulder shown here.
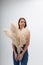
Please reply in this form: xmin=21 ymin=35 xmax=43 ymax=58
xmin=25 ymin=27 xmax=30 ymax=35
xmin=25 ymin=27 xmax=30 ymax=41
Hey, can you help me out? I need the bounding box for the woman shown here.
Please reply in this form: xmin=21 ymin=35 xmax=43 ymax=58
xmin=12 ymin=17 xmax=30 ymax=65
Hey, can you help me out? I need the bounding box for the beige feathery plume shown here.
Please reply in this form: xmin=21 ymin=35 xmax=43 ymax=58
xmin=3 ymin=22 xmax=29 ymax=54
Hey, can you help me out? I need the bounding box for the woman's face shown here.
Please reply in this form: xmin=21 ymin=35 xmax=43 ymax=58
xmin=19 ymin=19 xmax=25 ymax=29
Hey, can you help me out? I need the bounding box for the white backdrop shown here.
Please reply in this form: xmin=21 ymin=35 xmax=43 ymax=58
xmin=0 ymin=0 xmax=43 ymax=65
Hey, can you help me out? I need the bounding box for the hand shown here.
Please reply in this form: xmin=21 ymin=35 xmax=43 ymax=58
xmin=17 ymin=53 xmax=24 ymax=61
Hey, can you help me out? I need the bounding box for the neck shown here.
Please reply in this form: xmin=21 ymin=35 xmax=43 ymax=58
xmin=20 ymin=26 xmax=24 ymax=30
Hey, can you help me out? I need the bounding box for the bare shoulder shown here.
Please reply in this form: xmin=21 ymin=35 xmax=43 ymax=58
xmin=25 ymin=28 xmax=30 ymax=42
xmin=27 ymin=30 xmax=30 ymax=39
xmin=26 ymin=27 xmax=30 ymax=36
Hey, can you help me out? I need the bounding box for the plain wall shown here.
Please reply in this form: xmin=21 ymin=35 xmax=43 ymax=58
xmin=0 ymin=0 xmax=43 ymax=65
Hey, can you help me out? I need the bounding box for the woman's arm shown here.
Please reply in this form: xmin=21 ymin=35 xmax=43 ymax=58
xmin=22 ymin=31 xmax=30 ymax=55
xmin=17 ymin=31 xmax=30 ymax=61
xmin=12 ymin=41 xmax=18 ymax=61
xmin=12 ymin=41 xmax=17 ymax=55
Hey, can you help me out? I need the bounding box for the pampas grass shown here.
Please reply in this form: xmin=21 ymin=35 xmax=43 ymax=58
xmin=3 ymin=22 xmax=29 ymax=54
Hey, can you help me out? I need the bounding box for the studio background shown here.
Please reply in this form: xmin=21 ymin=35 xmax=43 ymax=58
xmin=0 ymin=0 xmax=43 ymax=65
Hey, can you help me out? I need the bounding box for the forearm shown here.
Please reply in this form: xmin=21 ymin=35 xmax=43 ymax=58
xmin=22 ymin=31 xmax=30 ymax=55
xmin=22 ymin=42 xmax=29 ymax=55
xmin=22 ymin=33 xmax=30 ymax=55
xmin=12 ymin=43 xmax=17 ymax=55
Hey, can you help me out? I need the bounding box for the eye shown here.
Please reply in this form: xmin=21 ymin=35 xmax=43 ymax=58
xmin=21 ymin=21 xmax=23 ymax=23
xmin=21 ymin=21 xmax=25 ymax=23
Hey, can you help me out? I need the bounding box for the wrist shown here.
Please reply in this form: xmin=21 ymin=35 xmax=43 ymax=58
xmin=22 ymin=51 xmax=25 ymax=56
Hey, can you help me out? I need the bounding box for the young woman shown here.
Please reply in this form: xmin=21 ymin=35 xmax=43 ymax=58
xmin=12 ymin=17 xmax=30 ymax=65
